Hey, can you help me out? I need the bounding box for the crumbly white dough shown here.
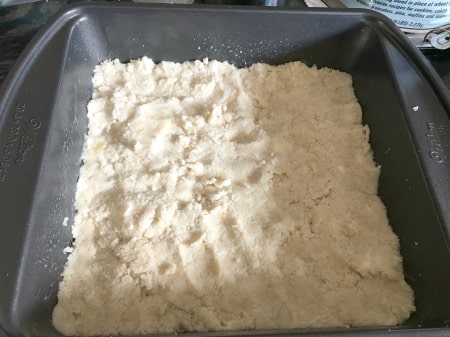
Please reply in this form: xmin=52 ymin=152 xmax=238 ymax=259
xmin=52 ymin=57 xmax=415 ymax=336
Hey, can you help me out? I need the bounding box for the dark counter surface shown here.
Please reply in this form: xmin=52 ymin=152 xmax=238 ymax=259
xmin=1 ymin=0 xmax=449 ymax=90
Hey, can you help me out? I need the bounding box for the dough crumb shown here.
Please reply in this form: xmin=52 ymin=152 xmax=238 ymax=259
xmin=52 ymin=57 xmax=415 ymax=336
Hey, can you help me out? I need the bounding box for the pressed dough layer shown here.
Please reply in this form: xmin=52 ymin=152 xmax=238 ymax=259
xmin=52 ymin=58 xmax=415 ymax=336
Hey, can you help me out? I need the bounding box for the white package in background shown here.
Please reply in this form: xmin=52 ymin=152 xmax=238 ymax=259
xmin=306 ymin=0 xmax=450 ymax=49
xmin=340 ymin=0 xmax=450 ymax=30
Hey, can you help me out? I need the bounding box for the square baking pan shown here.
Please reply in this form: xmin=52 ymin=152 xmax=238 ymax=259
xmin=0 ymin=2 xmax=449 ymax=337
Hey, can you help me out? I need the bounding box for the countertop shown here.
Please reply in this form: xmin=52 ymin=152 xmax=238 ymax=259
xmin=0 ymin=0 xmax=449 ymax=90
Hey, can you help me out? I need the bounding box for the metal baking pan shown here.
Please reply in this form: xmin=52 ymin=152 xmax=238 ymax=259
xmin=0 ymin=3 xmax=449 ymax=337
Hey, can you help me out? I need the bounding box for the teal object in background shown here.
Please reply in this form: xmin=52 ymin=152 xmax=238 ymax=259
xmin=0 ymin=1 xmax=69 ymax=82
xmin=0 ymin=1 xmax=102 ymax=84
xmin=1 ymin=0 xmax=44 ymax=5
